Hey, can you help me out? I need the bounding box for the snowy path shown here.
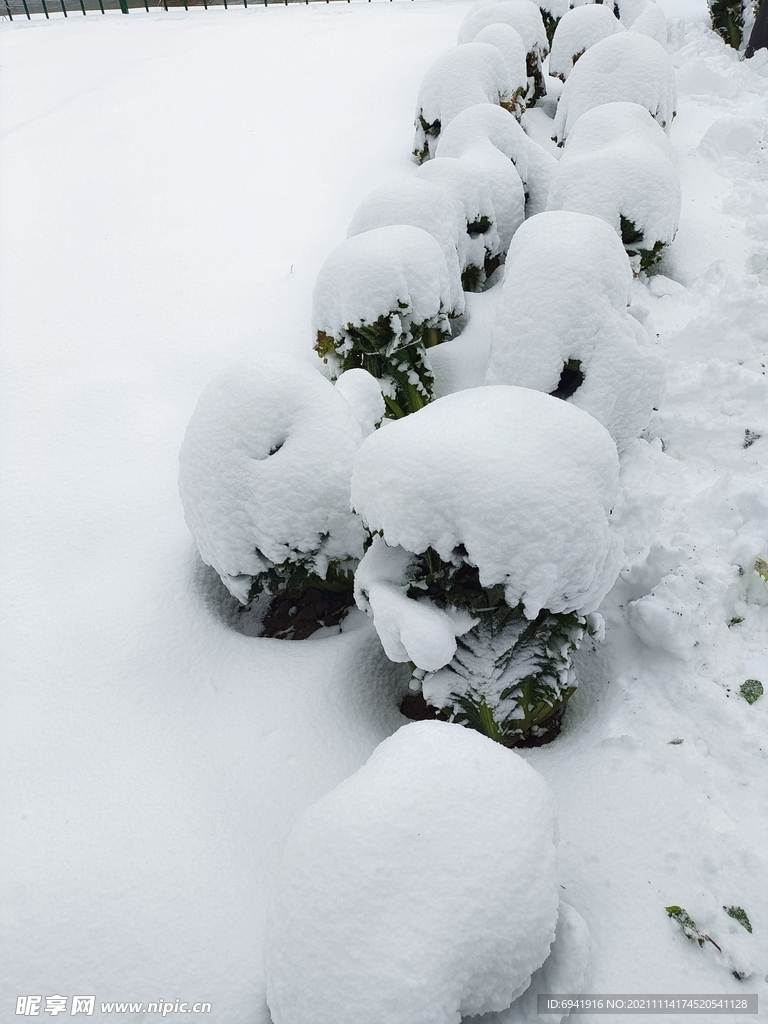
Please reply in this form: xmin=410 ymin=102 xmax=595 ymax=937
xmin=2 ymin=2 xmax=768 ymax=1021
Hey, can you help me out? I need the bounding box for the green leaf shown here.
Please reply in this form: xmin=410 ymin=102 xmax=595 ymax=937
xmin=740 ymin=679 xmax=764 ymax=705
xmin=665 ymin=906 xmax=704 ymax=945
xmin=724 ymin=906 xmax=753 ymax=933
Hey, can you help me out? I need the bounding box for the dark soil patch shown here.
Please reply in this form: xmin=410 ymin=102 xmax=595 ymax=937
xmin=261 ymin=586 xmax=355 ymax=640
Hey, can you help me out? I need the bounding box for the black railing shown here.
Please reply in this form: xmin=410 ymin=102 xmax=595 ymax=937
xmin=4 ymin=0 xmax=398 ymax=17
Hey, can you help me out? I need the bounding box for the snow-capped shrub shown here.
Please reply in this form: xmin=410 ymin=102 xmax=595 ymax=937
xmin=313 ymin=226 xmax=455 ymax=418
xmin=458 ymin=0 xmax=551 ymax=101
xmin=347 ymin=177 xmax=464 ymax=316
xmin=178 ymin=357 xmax=368 ymax=605
xmin=547 ymin=129 xmax=681 ymax=269
xmin=351 ymin=386 xmax=623 ymax=745
xmin=486 ymin=212 xmax=666 ymax=452
xmin=416 ymin=156 xmax=505 ymax=291
xmin=437 ymin=102 xmax=556 ymax=218
xmin=412 ymin=43 xmax=516 ymax=163
xmin=563 ymin=100 xmax=674 ymax=161
xmin=471 ymin=23 xmax=529 ymax=117
xmin=628 ymin=1 xmax=668 ymax=45
xmin=552 ymin=31 xmax=677 ymax=143
xmin=264 ymin=720 xmax=560 ymax=1024
xmin=538 ymin=0 xmax=569 ymax=44
xmin=549 ymin=3 xmax=626 ymax=81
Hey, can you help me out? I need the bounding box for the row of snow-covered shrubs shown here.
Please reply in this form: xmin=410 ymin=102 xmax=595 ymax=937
xmin=180 ymin=0 xmax=681 ymax=752
xmin=179 ymin=4 xmax=689 ymax=1022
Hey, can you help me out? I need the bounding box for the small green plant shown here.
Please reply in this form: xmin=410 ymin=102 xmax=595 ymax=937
xmin=708 ymin=0 xmax=745 ymax=48
xmin=620 ymin=215 xmax=665 ymax=272
xmin=739 ymin=678 xmax=763 ymax=704
xmin=754 ymin=554 xmax=768 ymax=581
xmin=728 ymin=616 xmax=744 ymax=627
xmin=665 ymin=906 xmax=722 ymax=951
xmin=724 ymin=906 xmax=753 ymax=933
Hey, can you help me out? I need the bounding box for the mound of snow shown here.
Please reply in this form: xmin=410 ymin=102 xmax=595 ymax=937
xmin=563 ymin=100 xmax=674 ymax=160
xmin=264 ymin=720 xmax=560 ymax=1024
xmin=351 ymin=386 xmax=623 ymax=618
xmin=347 ymin=177 xmax=464 ymax=315
xmin=614 ymin=0 xmax=653 ymax=28
xmin=334 ymin=368 xmax=385 ymax=438
xmin=549 ymin=3 xmax=626 ymax=81
xmin=436 ymin=103 xmax=556 ymax=218
xmin=178 ymin=358 xmax=366 ymax=604
xmin=415 ymin=156 xmax=504 ymax=290
xmin=547 ymin=134 xmax=681 ymax=263
xmin=628 ymin=1 xmax=667 ymax=46
xmin=413 ymin=43 xmax=515 ymax=162
xmin=471 ymin=23 xmax=528 ymax=115
xmin=552 ymin=31 xmax=676 ymax=143
xmin=458 ymin=0 xmax=550 ymax=99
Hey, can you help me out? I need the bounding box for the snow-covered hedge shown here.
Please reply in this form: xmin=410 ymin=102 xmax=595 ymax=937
xmin=312 ymin=226 xmax=455 ymax=418
xmin=549 ymin=3 xmax=626 ymax=81
xmin=628 ymin=1 xmax=668 ymax=45
xmin=265 ymin=720 xmax=560 ymax=1024
xmin=552 ymin=31 xmax=677 ymax=143
xmin=547 ymin=106 xmax=681 ymax=269
xmin=178 ymin=357 xmax=370 ymax=605
xmin=347 ymin=177 xmax=464 ymax=315
xmin=436 ymin=102 xmax=556 ymax=218
xmin=351 ymin=386 xmax=624 ymax=744
xmin=538 ymin=0 xmax=569 ymax=44
xmin=471 ymin=23 xmax=529 ymax=117
xmin=486 ymin=211 xmax=665 ymax=450
xmin=412 ymin=43 xmax=516 ymax=162
xmin=458 ymin=0 xmax=551 ymax=101
xmin=416 ymin=156 xmax=505 ymax=291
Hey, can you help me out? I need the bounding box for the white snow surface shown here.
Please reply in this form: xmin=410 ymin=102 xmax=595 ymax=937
xmin=547 ymin=133 xmax=682 ymax=252
xmin=549 ymin=3 xmax=626 ymax=81
xmin=628 ymin=1 xmax=668 ymax=45
xmin=351 ymin=386 xmax=624 ymax=617
xmin=178 ymin=358 xmax=366 ymax=602
xmin=552 ymin=30 xmax=677 ymax=142
xmin=333 ymin=368 xmax=385 ymax=438
xmin=312 ymin=224 xmax=455 ymax=346
xmin=5 ymin=3 xmax=768 ymax=1021
xmin=264 ymin=720 xmax=560 ymax=1024
xmin=470 ymin=23 xmax=528 ymax=101
xmin=458 ymin=0 xmax=549 ymax=57
xmin=347 ymin=176 xmax=464 ymax=314
xmin=563 ymin=99 xmax=674 ymax=160
xmin=413 ymin=42 xmax=514 ymax=160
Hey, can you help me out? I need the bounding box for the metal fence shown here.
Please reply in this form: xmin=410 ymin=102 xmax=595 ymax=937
xmin=4 ymin=0 xmax=384 ymax=20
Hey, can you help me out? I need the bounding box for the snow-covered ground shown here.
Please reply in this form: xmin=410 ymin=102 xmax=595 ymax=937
xmin=1 ymin=1 xmax=768 ymax=1020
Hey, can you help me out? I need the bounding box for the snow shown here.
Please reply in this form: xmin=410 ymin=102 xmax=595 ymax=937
xmin=563 ymin=99 xmax=675 ymax=160
xmin=412 ymin=42 xmax=515 ymax=161
xmin=5 ymin=0 xmax=768 ymax=1020
xmin=547 ymin=129 xmax=682 ymax=260
xmin=470 ymin=22 xmax=528 ymax=110
xmin=486 ymin=212 xmax=665 ymax=451
xmin=264 ymin=720 xmax=559 ymax=1024
xmin=549 ymin=3 xmax=626 ymax=82
xmin=628 ymin=1 xmax=668 ymax=46
xmin=552 ymin=30 xmax=678 ymax=142
xmin=178 ymin=357 xmax=366 ymax=603
xmin=334 ymin=368 xmax=385 ymax=438
xmin=351 ymin=386 xmax=624 ymax=618
xmin=458 ymin=0 xmax=548 ymax=57
xmin=312 ymin=223 xmax=455 ymax=350
xmin=347 ymin=176 xmax=464 ymax=314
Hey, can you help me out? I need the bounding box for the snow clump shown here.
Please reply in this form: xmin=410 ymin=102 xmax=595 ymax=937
xmin=264 ymin=720 xmax=560 ymax=1024
xmin=415 ymin=156 xmax=505 ymax=291
xmin=313 ymin=226 xmax=455 ymax=418
xmin=458 ymin=0 xmax=550 ymax=101
xmin=627 ymin=1 xmax=668 ymax=45
xmin=412 ymin=43 xmax=516 ymax=163
xmin=436 ymin=102 xmax=556 ymax=219
xmin=347 ymin=177 xmax=464 ymax=316
xmin=178 ymin=357 xmax=367 ymax=605
xmin=563 ymin=99 xmax=674 ymax=160
xmin=547 ymin=106 xmax=681 ymax=269
xmin=470 ymin=23 xmax=529 ymax=116
xmin=552 ymin=31 xmax=677 ymax=143
xmin=549 ymin=3 xmax=626 ymax=81
xmin=351 ymin=387 xmax=623 ymax=744
xmin=486 ymin=211 xmax=665 ymax=451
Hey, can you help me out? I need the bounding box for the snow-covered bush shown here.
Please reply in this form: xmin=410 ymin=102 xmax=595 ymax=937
xmin=471 ymin=23 xmax=529 ymax=117
xmin=549 ymin=3 xmax=626 ymax=81
xmin=178 ymin=357 xmax=370 ymax=606
xmin=347 ymin=177 xmax=464 ymax=315
xmin=538 ymin=0 xmax=569 ymax=44
xmin=351 ymin=386 xmax=624 ymax=745
xmin=313 ymin=226 xmax=455 ymax=418
xmin=437 ymin=102 xmax=556 ymax=218
xmin=547 ymin=122 xmax=681 ymax=269
xmin=628 ymin=1 xmax=668 ymax=45
xmin=265 ymin=720 xmax=560 ymax=1024
xmin=552 ymin=31 xmax=677 ymax=143
xmin=486 ymin=212 xmax=665 ymax=450
xmin=458 ymin=0 xmax=551 ymax=101
xmin=416 ymin=156 xmax=505 ymax=291
xmin=563 ymin=99 xmax=674 ymax=161
xmin=412 ymin=43 xmax=516 ymax=163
